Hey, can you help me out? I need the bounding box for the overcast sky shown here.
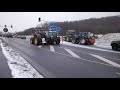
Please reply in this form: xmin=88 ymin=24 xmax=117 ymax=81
xmin=0 ymin=12 xmax=120 ymax=33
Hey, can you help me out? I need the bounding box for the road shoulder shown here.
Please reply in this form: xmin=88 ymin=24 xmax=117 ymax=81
xmin=0 ymin=38 xmax=12 ymax=78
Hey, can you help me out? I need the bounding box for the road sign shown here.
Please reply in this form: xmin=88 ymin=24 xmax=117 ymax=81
xmin=50 ymin=26 xmax=61 ymax=31
xmin=3 ymin=28 xmax=8 ymax=32
xmin=50 ymin=22 xmax=61 ymax=31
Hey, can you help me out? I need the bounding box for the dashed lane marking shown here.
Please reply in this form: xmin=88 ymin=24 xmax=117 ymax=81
xmin=116 ymin=72 xmax=120 ymax=75
xmin=64 ymin=48 xmax=81 ymax=59
xmin=90 ymin=54 xmax=120 ymax=68
xmin=50 ymin=45 xmax=55 ymax=52
xmin=53 ymin=45 xmax=120 ymax=61
xmin=38 ymin=45 xmax=42 ymax=48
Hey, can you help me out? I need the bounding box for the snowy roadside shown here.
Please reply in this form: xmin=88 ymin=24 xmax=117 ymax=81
xmin=60 ymin=41 xmax=120 ymax=53
xmin=60 ymin=33 xmax=120 ymax=51
xmin=0 ymin=39 xmax=44 ymax=78
xmin=26 ymin=35 xmax=32 ymax=42
xmin=94 ymin=43 xmax=112 ymax=49
xmin=94 ymin=33 xmax=120 ymax=49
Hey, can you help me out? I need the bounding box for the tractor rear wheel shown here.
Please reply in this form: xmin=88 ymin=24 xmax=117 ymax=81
xmin=49 ymin=39 xmax=54 ymax=45
xmin=64 ymin=37 xmax=67 ymax=41
xmin=56 ymin=38 xmax=60 ymax=44
xmin=72 ymin=38 xmax=76 ymax=44
xmin=34 ymin=36 xmax=42 ymax=45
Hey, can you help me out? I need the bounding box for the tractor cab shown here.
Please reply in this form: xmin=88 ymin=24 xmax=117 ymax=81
xmin=64 ymin=30 xmax=76 ymax=42
xmin=71 ymin=32 xmax=95 ymax=45
xmin=48 ymin=31 xmax=57 ymax=37
xmin=66 ymin=30 xmax=76 ymax=36
xmin=78 ymin=32 xmax=94 ymax=38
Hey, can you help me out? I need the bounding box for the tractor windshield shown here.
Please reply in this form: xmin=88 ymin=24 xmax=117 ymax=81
xmin=66 ymin=31 xmax=75 ymax=36
xmin=79 ymin=32 xmax=93 ymax=38
xmin=48 ymin=31 xmax=57 ymax=37
xmin=79 ymin=32 xmax=88 ymax=37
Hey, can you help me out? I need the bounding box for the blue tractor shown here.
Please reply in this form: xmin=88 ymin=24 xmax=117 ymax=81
xmin=71 ymin=32 xmax=95 ymax=45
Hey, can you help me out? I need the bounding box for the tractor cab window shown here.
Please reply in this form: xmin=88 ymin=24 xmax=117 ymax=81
xmin=79 ymin=32 xmax=88 ymax=37
xmin=40 ymin=31 xmax=46 ymax=38
xmin=84 ymin=33 xmax=88 ymax=37
xmin=66 ymin=31 xmax=75 ymax=36
xmin=48 ymin=31 xmax=57 ymax=37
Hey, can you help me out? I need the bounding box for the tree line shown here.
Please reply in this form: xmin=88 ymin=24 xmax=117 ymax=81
xmin=17 ymin=16 xmax=120 ymax=36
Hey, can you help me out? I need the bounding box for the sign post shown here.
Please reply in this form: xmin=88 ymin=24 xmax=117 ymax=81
xmin=0 ymin=25 xmax=13 ymax=38
xmin=3 ymin=28 xmax=8 ymax=38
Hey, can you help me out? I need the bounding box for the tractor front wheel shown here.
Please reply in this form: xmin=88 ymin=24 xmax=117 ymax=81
xmin=79 ymin=38 xmax=86 ymax=45
xmin=34 ymin=36 xmax=42 ymax=46
xmin=66 ymin=37 xmax=70 ymax=42
xmin=30 ymin=37 xmax=34 ymax=44
xmin=56 ymin=38 xmax=60 ymax=44
xmin=72 ymin=38 xmax=76 ymax=44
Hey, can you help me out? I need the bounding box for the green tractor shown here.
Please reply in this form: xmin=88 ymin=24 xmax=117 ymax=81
xmin=64 ymin=30 xmax=76 ymax=42
xmin=30 ymin=30 xmax=60 ymax=45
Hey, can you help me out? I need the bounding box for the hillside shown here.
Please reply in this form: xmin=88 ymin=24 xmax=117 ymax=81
xmin=17 ymin=16 xmax=120 ymax=35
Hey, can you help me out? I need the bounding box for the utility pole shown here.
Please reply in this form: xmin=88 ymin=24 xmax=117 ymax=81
xmin=38 ymin=17 xmax=49 ymax=31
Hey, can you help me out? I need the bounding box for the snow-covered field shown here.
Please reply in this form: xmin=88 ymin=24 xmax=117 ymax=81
xmin=0 ymin=39 xmax=43 ymax=78
xmin=94 ymin=33 xmax=120 ymax=49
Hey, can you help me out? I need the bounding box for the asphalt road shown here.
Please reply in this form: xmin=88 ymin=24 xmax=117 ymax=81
xmin=0 ymin=40 xmax=12 ymax=78
xmin=2 ymin=38 xmax=120 ymax=78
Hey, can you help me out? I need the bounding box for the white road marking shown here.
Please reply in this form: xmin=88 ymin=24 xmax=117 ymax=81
xmin=50 ymin=45 xmax=55 ymax=52
xmin=90 ymin=54 xmax=120 ymax=68
xmin=65 ymin=48 xmax=81 ymax=59
xmin=38 ymin=45 xmax=42 ymax=48
xmin=116 ymin=72 xmax=120 ymax=75
xmin=37 ymin=46 xmax=113 ymax=67
xmin=53 ymin=45 xmax=120 ymax=61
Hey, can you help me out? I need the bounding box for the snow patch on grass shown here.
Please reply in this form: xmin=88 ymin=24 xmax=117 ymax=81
xmin=95 ymin=33 xmax=120 ymax=49
xmin=0 ymin=39 xmax=43 ymax=78
xmin=26 ymin=35 xmax=33 ymax=42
